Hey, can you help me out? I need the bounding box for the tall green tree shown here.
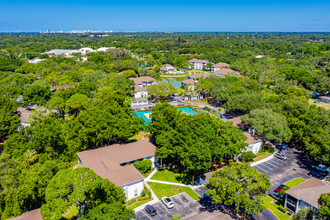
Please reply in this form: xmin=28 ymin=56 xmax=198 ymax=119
xmin=23 ymin=85 xmax=51 ymax=106
xmin=241 ymin=108 xmax=292 ymax=143
xmin=40 ymin=167 xmax=130 ymax=220
xmin=148 ymin=81 xmax=175 ymax=100
xmin=207 ymin=163 xmax=271 ymax=215
xmin=0 ymin=96 xmax=20 ymax=140
xmin=318 ymin=193 xmax=330 ymax=220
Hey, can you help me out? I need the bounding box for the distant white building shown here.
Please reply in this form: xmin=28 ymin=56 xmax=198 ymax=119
xmin=160 ymin=64 xmax=174 ymax=72
xmin=129 ymin=77 xmax=156 ymax=99
xmin=188 ymin=58 xmax=209 ymax=70
xmin=133 ymin=85 xmax=149 ymax=98
xmin=181 ymin=79 xmax=195 ymax=91
xmin=79 ymin=47 xmax=95 ymax=55
xmin=44 ymin=49 xmax=81 ymax=57
xmin=96 ymin=47 xmax=114 ymax=52
xmin=211 ymin=62 xmax=229 ymax=72
xmin=28 ymin=59 xmax=45 ymax=64
xmin=131 ymin=97 xmax=149 ymax=106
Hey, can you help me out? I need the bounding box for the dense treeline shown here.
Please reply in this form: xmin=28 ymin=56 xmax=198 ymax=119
xmin=0 ymin=32 xmax=329 ymax=219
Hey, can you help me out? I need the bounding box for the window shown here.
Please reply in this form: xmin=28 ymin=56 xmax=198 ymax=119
xmin=134 ymin=188 xmax=138 ymax=197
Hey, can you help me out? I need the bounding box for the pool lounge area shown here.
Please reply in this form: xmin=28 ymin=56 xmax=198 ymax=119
xmin=133 ymin=107 xmax=197 ymax=125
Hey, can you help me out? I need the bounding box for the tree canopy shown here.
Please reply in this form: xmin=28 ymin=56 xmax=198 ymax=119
xmin=206 ymin=163 xmax=271 ymax=215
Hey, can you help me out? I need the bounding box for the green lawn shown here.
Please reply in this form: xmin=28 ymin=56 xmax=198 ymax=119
xmin=285 ymin=178 xmax=305 ymax=189
xmin=150 ymin=169 xmax=192 ymax=184
xmin=148 ymin=182 xmax=200 ymax=200
xmin=261 ymin=196 xmax=291 ymax=220
xmin=127 ymin=199 xmax=152 ymax=210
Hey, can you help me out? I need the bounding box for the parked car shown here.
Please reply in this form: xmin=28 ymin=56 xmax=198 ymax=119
xmin=312 ymin=164 xmax=330 ymax=173
xmin=274 ymin=184 xmax=287 ymax=193
xmin=277 ymin=145 xmax=288 ymax=150
xmin=271 ymin=192 xmax=284 ymax=201
xmin=145 ymin=205 xmax=157 ymax=216
xmin=162 ymin=197 xmax=174 ymax=209
xmin=274 ymin=152 xmax=287 ymax=160
xmin=308 ymin=170 xmax=325 ymax=180
xmin=314 ymin=100 xmax=321 ymax=103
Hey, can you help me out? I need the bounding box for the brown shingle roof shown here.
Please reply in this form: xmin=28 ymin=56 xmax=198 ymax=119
xmin=222 ymin=117 xmax=260 ymax=144
xmin=213 ymin=68 xmax=239 ymax=75
xmin=189 ymin=58 xmax=209 ymax=63
xmin=222 ymin=117 xmax=244 ymax=129
xmin=134 ymin=85 xmax=148 ymax=91
xmin=243 ymin=132 xmax=261 ymax=144
xmin=212 ymin=62 xmax=229 ymax=68
xmin=11 ymin=208 xmax=42 ymax=220
xmin=182 ymin=79 xmax=195 ymax=85
xmin=133 ymin=98 xmax=148 ymax=102
xmin=77 ymin=141 xmax=156 ymax=186
xmin=129 ymin=77 xmax=155 ymax=85
xmin=189 ymin=73 xmax=210 ymax=80
xmin=17 ymin=106 xmax=36 ymax=123
xmin=286 ymin=178 xmax=330 ymax=208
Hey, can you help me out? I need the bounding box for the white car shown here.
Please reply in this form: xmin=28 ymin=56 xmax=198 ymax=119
xmin=161 ymin=197 xmax=174 ymax=209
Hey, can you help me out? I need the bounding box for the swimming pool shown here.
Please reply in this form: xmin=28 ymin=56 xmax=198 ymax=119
xmin=133 ymin=107 xmax=196 ymax=125
xmin=177 ymin=107 xmax=197 ymax=115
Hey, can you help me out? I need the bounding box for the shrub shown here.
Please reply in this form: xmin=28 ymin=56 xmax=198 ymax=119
xmin=278 ymin=205 xmax=287 ymax=213
xmin=127 ymin=198 xmax=136 ymax=206
xmin=138 ymin=196 xmax=149 ymax=201
xmin=288 ymin=211 xmax=292 ymax=216
xmin=134 ymin=159 xmax=152 ymax=174
xmin=241 ymin=151 xmax=256 ymax=162
xmin=203 ymin=106 xmax=211 ymax=112
xmin=144 ymin=185 xmax=152 ymax=198
xmin=141 ymin=189 xmax=146 ymax=197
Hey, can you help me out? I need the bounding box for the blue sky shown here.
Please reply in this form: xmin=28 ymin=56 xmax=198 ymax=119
xmin=0 ymin=0 xmax=329 ymax=32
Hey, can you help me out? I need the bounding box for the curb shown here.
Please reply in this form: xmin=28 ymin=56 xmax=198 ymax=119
xmin=265 ymin=207 xmax=280 ymax=220
xmin=250 ymin=154 xmax=274 ymax=167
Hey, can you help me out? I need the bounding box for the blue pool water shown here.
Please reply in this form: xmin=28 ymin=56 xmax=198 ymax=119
xmin=133 ymin=107 xmax=196 ymax=125
xmin=177 ymin=107 xmax=197 ymax=115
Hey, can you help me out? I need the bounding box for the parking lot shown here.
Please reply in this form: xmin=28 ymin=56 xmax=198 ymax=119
xmin=134 ymin=192 xmax=200 ymax=220
xmin=252 ymin=149 xmax=310 ymax=191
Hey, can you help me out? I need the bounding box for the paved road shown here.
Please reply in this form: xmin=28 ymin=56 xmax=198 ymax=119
xmin=253 ymin=208 xmax=278 ymax=220
xmin=253 ymin=149 xmax=310 ymax=191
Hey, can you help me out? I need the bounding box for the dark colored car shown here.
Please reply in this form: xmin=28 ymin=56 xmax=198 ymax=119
xmin=308 ymin=170 xmax=326 ymax=180
xmin=277 ymin=145 xmax=288 ymax=150
xmin=271 ymin=192 xmax=284 ymax=200
xmin=274 ymin=184 xmax=287 ymax=193
xmin=145 ymin=205 xmax=157 ymax=216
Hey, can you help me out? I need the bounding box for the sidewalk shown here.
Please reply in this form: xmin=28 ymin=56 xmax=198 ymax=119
xmin=147 ymin=179 xmax=195 ymax=188
xmin=250 ymin=154 xmax=274 ymax=167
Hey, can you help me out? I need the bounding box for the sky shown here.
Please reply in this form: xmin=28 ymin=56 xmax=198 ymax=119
xmin=0 ymin=0 xmax=329 ymax=32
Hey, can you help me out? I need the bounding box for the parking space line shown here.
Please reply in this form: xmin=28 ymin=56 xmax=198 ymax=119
xmin=141 ymin=210 xmax=152 ymax=220
xmin=271 ymin=160 xmax=284 ymax=166
xmin=264 ymin=161 xmax=280 ymax=169
xmin=259 ymin=164 xmax=272 ymax=171
xmin=255 ymin=165 xmax=268 ymax=173
xmin=158 ymin=202 xmax=171 ymax=214
xmin=176 ymin=196 xmax=193 ymax=211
